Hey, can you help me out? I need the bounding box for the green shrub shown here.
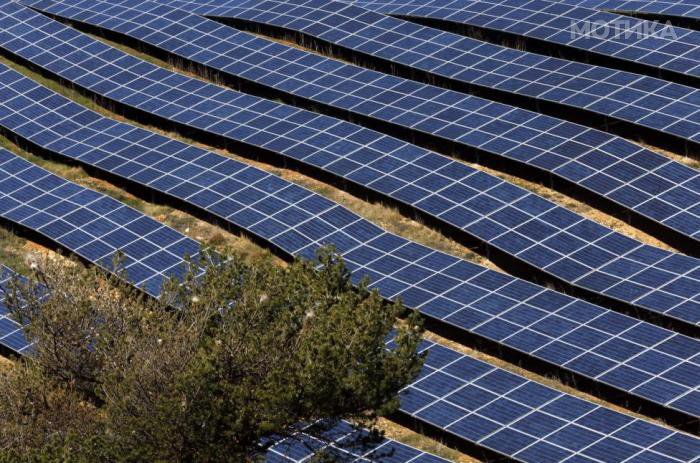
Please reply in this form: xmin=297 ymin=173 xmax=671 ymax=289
xmin=0 ymin=248 xmax=424 ymax=462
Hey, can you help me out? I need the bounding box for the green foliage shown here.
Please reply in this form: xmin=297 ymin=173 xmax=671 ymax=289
xmin=0 ymin=248 xmax=424 ymax=462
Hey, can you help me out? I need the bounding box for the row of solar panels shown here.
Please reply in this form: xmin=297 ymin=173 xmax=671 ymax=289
xmin=23 ymin=0 xmax=700 ymax=256
xmin=345 ymin=0 xmax=700 ymax=83
xmin=4 ymin=2 xmax=700 ymax=336
xmin=140 ymin=0 xmax=700 ymax=150
xmin=0 ymin=0 xmax=699 ymax=460
xmin=1 ymin=161 xmax=698 ymax=461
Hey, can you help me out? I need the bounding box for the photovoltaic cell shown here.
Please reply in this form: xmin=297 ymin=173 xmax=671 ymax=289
xmin=24 ymin=0 xmax=700 ymax=257
xmin=342 ymin=0 xmax=700 ymax=81
xmin=550 ymin=0 xmax=700 ymax=22
xmin=0 ymin=148 xmax=202 ymax=296
xmin=1 ymin=64 xmax=699 ymax=423
xmin=2 ymin=6 xmax=700 ymax=333
xmin=146 ymin=0 xmax=700 ymax=146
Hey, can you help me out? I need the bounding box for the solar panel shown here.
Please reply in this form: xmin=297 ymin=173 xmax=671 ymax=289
xmin=0 ymin=148 xmax=202 ymax=296
xmin=3 ymin=5 xmax=700 ymax=333
xmin=1 ymin=64 xmax=699 ymax=424
xmin=341 ymin=0 xmax=700 ymax=83
xmin=551 ymin=0 xmax=700 ymax=22
xmin=24 ymin=0 xmax=700 ymax=258
xmin=403 ymin=339 xmax=700 ymax=462
xmin=0 ymin=265 xmax=32 ymax=354
xmin=143 ymin=0 xmax=700 ymax=149
xmin=265 ymin=420 xmax=450 ymax=462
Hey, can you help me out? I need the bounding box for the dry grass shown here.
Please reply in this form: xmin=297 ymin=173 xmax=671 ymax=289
xmin=0 ymin=226 xmax=33 ymax=275
xmin=377 ymin=417 xmax=479 ymax=462
xmin=637 ymin=140 xmax=700 ymax=170
xmin=241 ymin=158 xmax=500 ymax=271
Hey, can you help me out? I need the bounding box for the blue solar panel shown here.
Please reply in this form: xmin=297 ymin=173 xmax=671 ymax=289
xmin=551 ymin=0 xmax=700 ymax=21
xmin=401 ymin=339 xmax=700 ymax=462
xmin=24 ymin=0 xmax=700 ymax=257
xmin=2 ymin=5 xmax=700 ymax=332
xmin=342 ymin=0 xmax=700 ymax=82
xmin=0 ymin=148 xmax=202 ymax=296
xmin=265 ymin=420 xmax=450 ymax=462
xmin=1 ymin=63 xmax=698 ymax=423
xmin=0 ymin=266 xmax=32 ymax=354
xmin=144 ymin=0 xmax=700 ymax=147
